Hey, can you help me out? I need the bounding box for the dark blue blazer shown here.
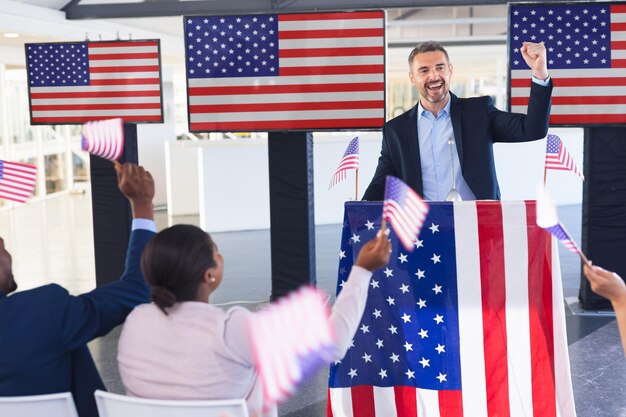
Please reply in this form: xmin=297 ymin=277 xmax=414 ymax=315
xmin=0 ymin=228 xmax=154 ymax=417
xmin=362 ymin=81 xmax=553 ymax=201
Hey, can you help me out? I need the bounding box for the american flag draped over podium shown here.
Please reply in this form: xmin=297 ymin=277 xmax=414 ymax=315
xmin=509 ymin=2 xmax=626 ymax=125
xmin=328 ymin=201 xmax=575 ymax=417
xmin=183 ymin=11 xmax=385 ymax=132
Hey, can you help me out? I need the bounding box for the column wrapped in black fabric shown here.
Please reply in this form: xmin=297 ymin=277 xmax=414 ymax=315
xmin=268 ymin=131 xmax=316 ymax=301
xmin=91 ymin=124 xmax=137 ymax=286
xmin=580 ymin=127 xmax=626 ymax=310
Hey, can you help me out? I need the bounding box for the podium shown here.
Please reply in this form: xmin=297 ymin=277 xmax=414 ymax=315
xmin=328 ymin=201 xmax=576 ymax=417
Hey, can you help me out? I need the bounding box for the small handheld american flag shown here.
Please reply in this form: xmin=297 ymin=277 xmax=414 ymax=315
xmin=383 ymin=176 xmax=429 ymax=252
xmin=545 ymin=134 xmax=584 ymax=180
xmin=0 ymin=160 xmax=37 ymax=203
xmin=81 ymin=118 xmax=124 ymax=161
xmin=536 ymin=185 xmax=589 ymax=265
xmin=247 ymin=286 xmax=336 ymax=409
xmin=329 ymin=136 xmax=359 ymax=190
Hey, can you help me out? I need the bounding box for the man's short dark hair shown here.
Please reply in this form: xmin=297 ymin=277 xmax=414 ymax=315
xmin=408 ymin=41 xmax=450 ymax=66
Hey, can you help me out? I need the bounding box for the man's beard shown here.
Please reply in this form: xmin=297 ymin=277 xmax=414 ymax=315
xmin=422 ymin=81 xmax=449 ymax=104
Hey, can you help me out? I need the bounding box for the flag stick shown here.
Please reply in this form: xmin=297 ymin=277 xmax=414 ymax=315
xmin=355 ymin=168 xmax=359 ymax=201
xmin=381 ymin=216 xmax=387 ymax=233
xmin=576 ymin=247 xmax=592 ymax=267
xmin=579 ymin=252 xmax=591 ymax=268
xmin=567 ymin=236 xmax=591 ymax=267
xmin=563 ymin=224 xmax=591 ymax=267
xmin=543 ymin=164 xmax=547 ymax=186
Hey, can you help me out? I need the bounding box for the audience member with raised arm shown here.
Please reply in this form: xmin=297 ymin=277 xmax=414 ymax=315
xmin=117 ymin=225 xmax=391 ymax=417
xmin=0 ymin=162 xmax=156 ymax=417
xmin=583 ymin=264 xmax=626 ymax=355
xmin=363 ymin=40 xmax=552 ymax=201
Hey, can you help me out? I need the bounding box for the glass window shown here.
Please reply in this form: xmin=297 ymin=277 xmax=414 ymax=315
xmin=44 ymin=153 xmax=66 ymax=194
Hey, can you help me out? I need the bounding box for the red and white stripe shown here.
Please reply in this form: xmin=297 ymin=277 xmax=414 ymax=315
xmin=29 ymin=41 xmax=162 ymax=124
xmin=329 ymin=154 xmax=359 ymax=189
xmin=82 ymin=118 xmax=124 ymax=161
xmin=511 ymin=4 xmax=626 ymax=125
xmin=188 ymin=11 xmax=385 ymax=131
xmin=0 ymin=161 xmax=37 ymax=203
xmin=328 ymin=386 xmax=462 ymax=417
xmin=329 ymin=201 xmax=575 ymax=417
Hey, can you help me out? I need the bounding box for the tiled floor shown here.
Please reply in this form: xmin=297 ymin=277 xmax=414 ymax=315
xmin=1 ymin=192 xmax=624 ymax=416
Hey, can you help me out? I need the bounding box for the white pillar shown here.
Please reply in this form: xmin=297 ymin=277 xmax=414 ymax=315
xmin=63 ymin=125 xmax=74 ymax=192
xmin=0 ymin=64 xmax=9 ymax=158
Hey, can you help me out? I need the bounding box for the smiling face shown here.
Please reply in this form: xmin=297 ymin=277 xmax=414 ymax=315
xmin=408 ymin=50 xmax=453 ymax=113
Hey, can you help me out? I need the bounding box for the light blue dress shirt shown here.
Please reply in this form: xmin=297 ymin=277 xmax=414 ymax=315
xmin=132 ymin=218 xmax=157 ymax=232
xmin=417 ymin=99 xmax=475 ymax=201
xmin=417 ymin=76 xmax=550 ymax=201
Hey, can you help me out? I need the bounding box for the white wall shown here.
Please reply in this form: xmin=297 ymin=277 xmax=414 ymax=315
xmin=197 ymin=138 xmax=270 ymax=232
xmin=168 ymin=133 xmax=383 ymax=231
xmin=314 ymin=133 xmax=381 ymax=225
xmin=137 ymin=67 xmax=176 ymax=208
xmin=164 ymin=140 xmax=201 ymax=217
xmin=495 ymin=127 xmax=584 ymax=205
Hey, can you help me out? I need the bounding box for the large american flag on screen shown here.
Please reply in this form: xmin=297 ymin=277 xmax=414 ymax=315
xmin=25 ymin=40 xmax=163 ymax=124
xmin=184 ymin=11 xmax=385 ymax=132
xmin=509 ymin=2 xmax=626 ymax=125
xmin=328 ymin=201 xmax=575 ymax=417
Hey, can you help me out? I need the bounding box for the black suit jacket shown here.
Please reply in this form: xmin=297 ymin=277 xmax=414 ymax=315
xmin=362 ymin=81 xmax=553 ymax=201
xmin=0 ymin=228 xmax=154 ymax=417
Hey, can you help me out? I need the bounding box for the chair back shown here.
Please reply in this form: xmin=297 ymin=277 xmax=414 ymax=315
xmin=0 ymin=392 xmax=79 ymax=417
xmin=94 ymin=390 xmax=249 ymax=417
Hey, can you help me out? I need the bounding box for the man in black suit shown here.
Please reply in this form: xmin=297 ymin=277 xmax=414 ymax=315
xmin=0 ymin=162 xmax=155 ymax=417
xmin=363 ymin=41 xmax=552 ymax=201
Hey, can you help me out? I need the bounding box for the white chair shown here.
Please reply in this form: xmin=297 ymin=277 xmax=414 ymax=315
xmin=94 ymin=390 xmax=249 ymax=417
xmin=0 ymin=392 xmax=79 ymax=417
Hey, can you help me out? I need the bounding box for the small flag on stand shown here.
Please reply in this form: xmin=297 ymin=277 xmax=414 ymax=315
xmin=81 ymin=118 xmax=124 ymax=161
xmin=545 ymin=134 xmax=584 ymax=180
xmin=0 ymin=160 xmax=37 ymax=203
xmin=383 ymin=176 xmax=429 ymax=251
xmin=247 ymin=286 xmax=336 ymax=409
xmin=329 ymin=136 xmax=359 ymax=189
xmin=536 ymin=185 xmax=589 ymax=264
